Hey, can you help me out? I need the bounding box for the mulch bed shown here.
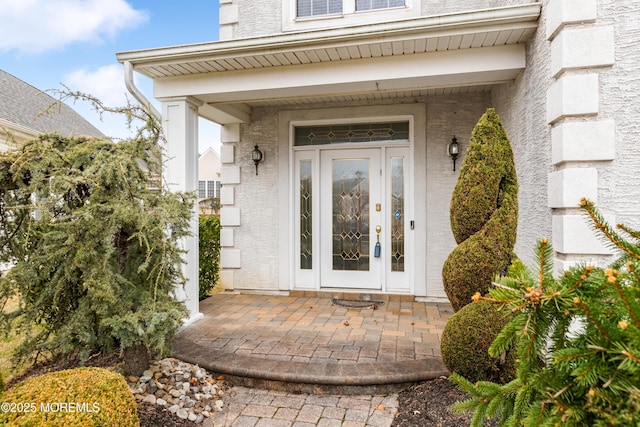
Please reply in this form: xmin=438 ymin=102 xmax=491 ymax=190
xmin=393 ymin=376 xmax=498 ymax=427
xmin=137 ymin=401 xmax=197 ymax=427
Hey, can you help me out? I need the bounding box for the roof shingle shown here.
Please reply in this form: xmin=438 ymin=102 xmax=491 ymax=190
xmin=0 ymin=69 xmax=104 ymax=138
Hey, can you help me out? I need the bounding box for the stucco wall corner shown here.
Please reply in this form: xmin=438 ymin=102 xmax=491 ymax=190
xmin=219 ymin=270 xmax=235 ymax=291
xmin=547 ymin=168 xmax=598 ymax=208
xmin=546 ymin=0 xmax=597 ymax=40
xmin=220 ymin=3 xmax=239 ymax=25
xmin=552 ymin=214 xmax=614 ymax=255
xmin=551 ymin=120 xmax=615 ymax=165
xmin=546 ymin=74 xmax=599 ymax=124
xmin=221 ymin=144 xmax=235 ymax=164
xmin=550 ymin=26 xmax=615 ymax=78
xmin=232 ymin=107 xmax=281 ymax=291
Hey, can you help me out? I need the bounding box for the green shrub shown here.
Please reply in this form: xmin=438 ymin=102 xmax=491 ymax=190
xmin=199 ymin=215 xmax=221 ymax=300
xmin=0 ymin=104 xmax=191 ymax=368
xmin=442 ymin=108 xmax=518 ymax=311
xmin=0 ymin=367 xmax=139 ymax=426
xmin=452 ymin=200 xmax=640 ymax=426
xmin=441 ymin=300 xmax=515 ymax=384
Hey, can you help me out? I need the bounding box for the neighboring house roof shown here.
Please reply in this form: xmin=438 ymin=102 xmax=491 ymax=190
xmin=199 ymin=146 xmax=219 ymax=158
xmin=0 ymin=69 xmax=104 ymax=139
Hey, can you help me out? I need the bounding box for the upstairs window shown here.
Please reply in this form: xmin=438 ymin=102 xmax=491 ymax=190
xmin=298 ymin=0 xmax=342 ymax=17
xmin=296 ymin=0 xmax=406 ymax=17
xmin=285 ymin=0 xmax=418 ymax=31
xmin=356 ymin=0 xmax=405 ymax=11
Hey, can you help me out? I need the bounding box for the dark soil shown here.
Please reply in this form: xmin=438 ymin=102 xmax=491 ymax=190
xmin=136 ymin=401 xmax=198 ymax=427
xmin=393 ymin=377 xmax=498 ymax=427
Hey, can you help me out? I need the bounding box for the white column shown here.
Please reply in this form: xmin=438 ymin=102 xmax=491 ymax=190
xmin=161 ymin=97 xmax=203 ymax=325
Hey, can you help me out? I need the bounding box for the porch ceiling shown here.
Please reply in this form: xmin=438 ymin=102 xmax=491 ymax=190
xmin=246 ymin=84 xmax=497 ymax=107
xmin=116 ymin=4 xmax=540 ymax=123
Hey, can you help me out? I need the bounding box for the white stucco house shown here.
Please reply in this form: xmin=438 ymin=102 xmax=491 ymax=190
xmin=116 ymin=0 xmax=639 ymax=324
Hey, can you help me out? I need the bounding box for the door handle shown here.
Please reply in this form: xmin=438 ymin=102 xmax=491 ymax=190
xmin=374 ymin=225 xmax=381 ymax=258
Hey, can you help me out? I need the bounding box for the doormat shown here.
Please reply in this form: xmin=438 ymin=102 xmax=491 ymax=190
xmin=331 ymin=298 xmax=385 ymax=309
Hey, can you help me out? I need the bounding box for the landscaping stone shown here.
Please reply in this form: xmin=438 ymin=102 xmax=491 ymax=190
xmin=128 ymin=357 xmax=227 ymax=424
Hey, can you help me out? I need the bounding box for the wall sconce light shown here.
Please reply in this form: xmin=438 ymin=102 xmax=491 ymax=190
xmin=448 ymin=136 xmax=460 ymax=171
xmin=251 ymin=145 xmax=264 ymax=175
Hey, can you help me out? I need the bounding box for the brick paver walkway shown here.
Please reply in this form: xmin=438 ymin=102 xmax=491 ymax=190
xmin=205 ymin=386 xmax=399 ymax=427
xmin=176 ymin=292 xmax=453 ymax=426
xmin=179 ymin=293 xmax=451 ymax=364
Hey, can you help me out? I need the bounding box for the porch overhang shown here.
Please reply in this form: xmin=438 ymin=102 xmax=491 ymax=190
xmin=116 ymin=4 xmax=541 ymax=124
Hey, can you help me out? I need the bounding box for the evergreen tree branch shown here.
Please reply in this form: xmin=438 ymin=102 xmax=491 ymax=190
xmin=581 ymin=198 xmax=640 ymax=261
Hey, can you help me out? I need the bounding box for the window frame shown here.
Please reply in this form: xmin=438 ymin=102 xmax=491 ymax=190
xmin=282 ymin=0 xmax=420 ymax=32
xmin=198 ymin=180 xmax=206 ymax=199
xmin=198 ymin=180 xmax=221 ymax=199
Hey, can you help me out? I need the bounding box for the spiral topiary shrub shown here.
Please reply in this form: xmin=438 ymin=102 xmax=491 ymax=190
xmin=442 ymin=108 xmax=518 ymax=311
xmin=440 ymin=300 xmax=515 ymax=384
xmin=0 ymin=367 xmax=139 ymax=426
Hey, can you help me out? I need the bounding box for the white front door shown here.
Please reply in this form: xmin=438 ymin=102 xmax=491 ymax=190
xmin=320 ymin=149 xmax=382 ymax=289
xmin=294 ymin=146 xmax=411 ymax=291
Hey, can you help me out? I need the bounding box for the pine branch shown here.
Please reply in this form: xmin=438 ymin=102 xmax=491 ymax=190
xmin=581 ymin=198 xmax=640 ymax=261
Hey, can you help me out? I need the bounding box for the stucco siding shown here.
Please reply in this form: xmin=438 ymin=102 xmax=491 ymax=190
xmin=424 ymin=93 xmax=491 ymax=298
xmin=598 ymin=0 xmax=640 ymax=232
xmin=232 ymin=107 xmax=282 ymax=290
xmin=226 ymin=1 xmax=540 ymax=39
xmin=492 ymin=1 xmax=552 ymax=267
xmin=224 ymin=96 xmax=499 ymax=298
xmin=236 ymin=0 xmax=281 ymax=38
xmin=491 ymin=0 xmax=640 ymax=272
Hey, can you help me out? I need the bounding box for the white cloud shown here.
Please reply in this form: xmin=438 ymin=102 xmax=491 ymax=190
xmin=61 ymin=63 xmax=156 ymax=139
xmin=0 ymin=0 xmax=148 ymax=54
xmin=63 ymin=64 xmax=220 ymax=152
xmin=64 ymin=64 xmax=135 ymax=107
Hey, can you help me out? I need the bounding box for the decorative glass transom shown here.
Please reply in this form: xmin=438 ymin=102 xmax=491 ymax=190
xmin=356 ymin=0 xmax=404 ymax=11
xmin=294 ymin=122 xmax=409 ymax=146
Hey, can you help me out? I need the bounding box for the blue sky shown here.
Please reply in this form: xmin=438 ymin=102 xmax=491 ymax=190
xmin=0 ymin=0 xmax=221 ymax=153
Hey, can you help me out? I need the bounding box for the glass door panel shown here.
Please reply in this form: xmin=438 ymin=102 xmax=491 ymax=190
xmin=332 ymin=159 xmax=370 ymax=272
xmin=384 ymin=147 xmax=410 ymax=292
xmin=321 ymin=149 xmax=381 ymax=289
xmin=390 ymin=156 xmax=404 ymax=272
xmin=300 ymin=160 xmax=313 ymax=270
